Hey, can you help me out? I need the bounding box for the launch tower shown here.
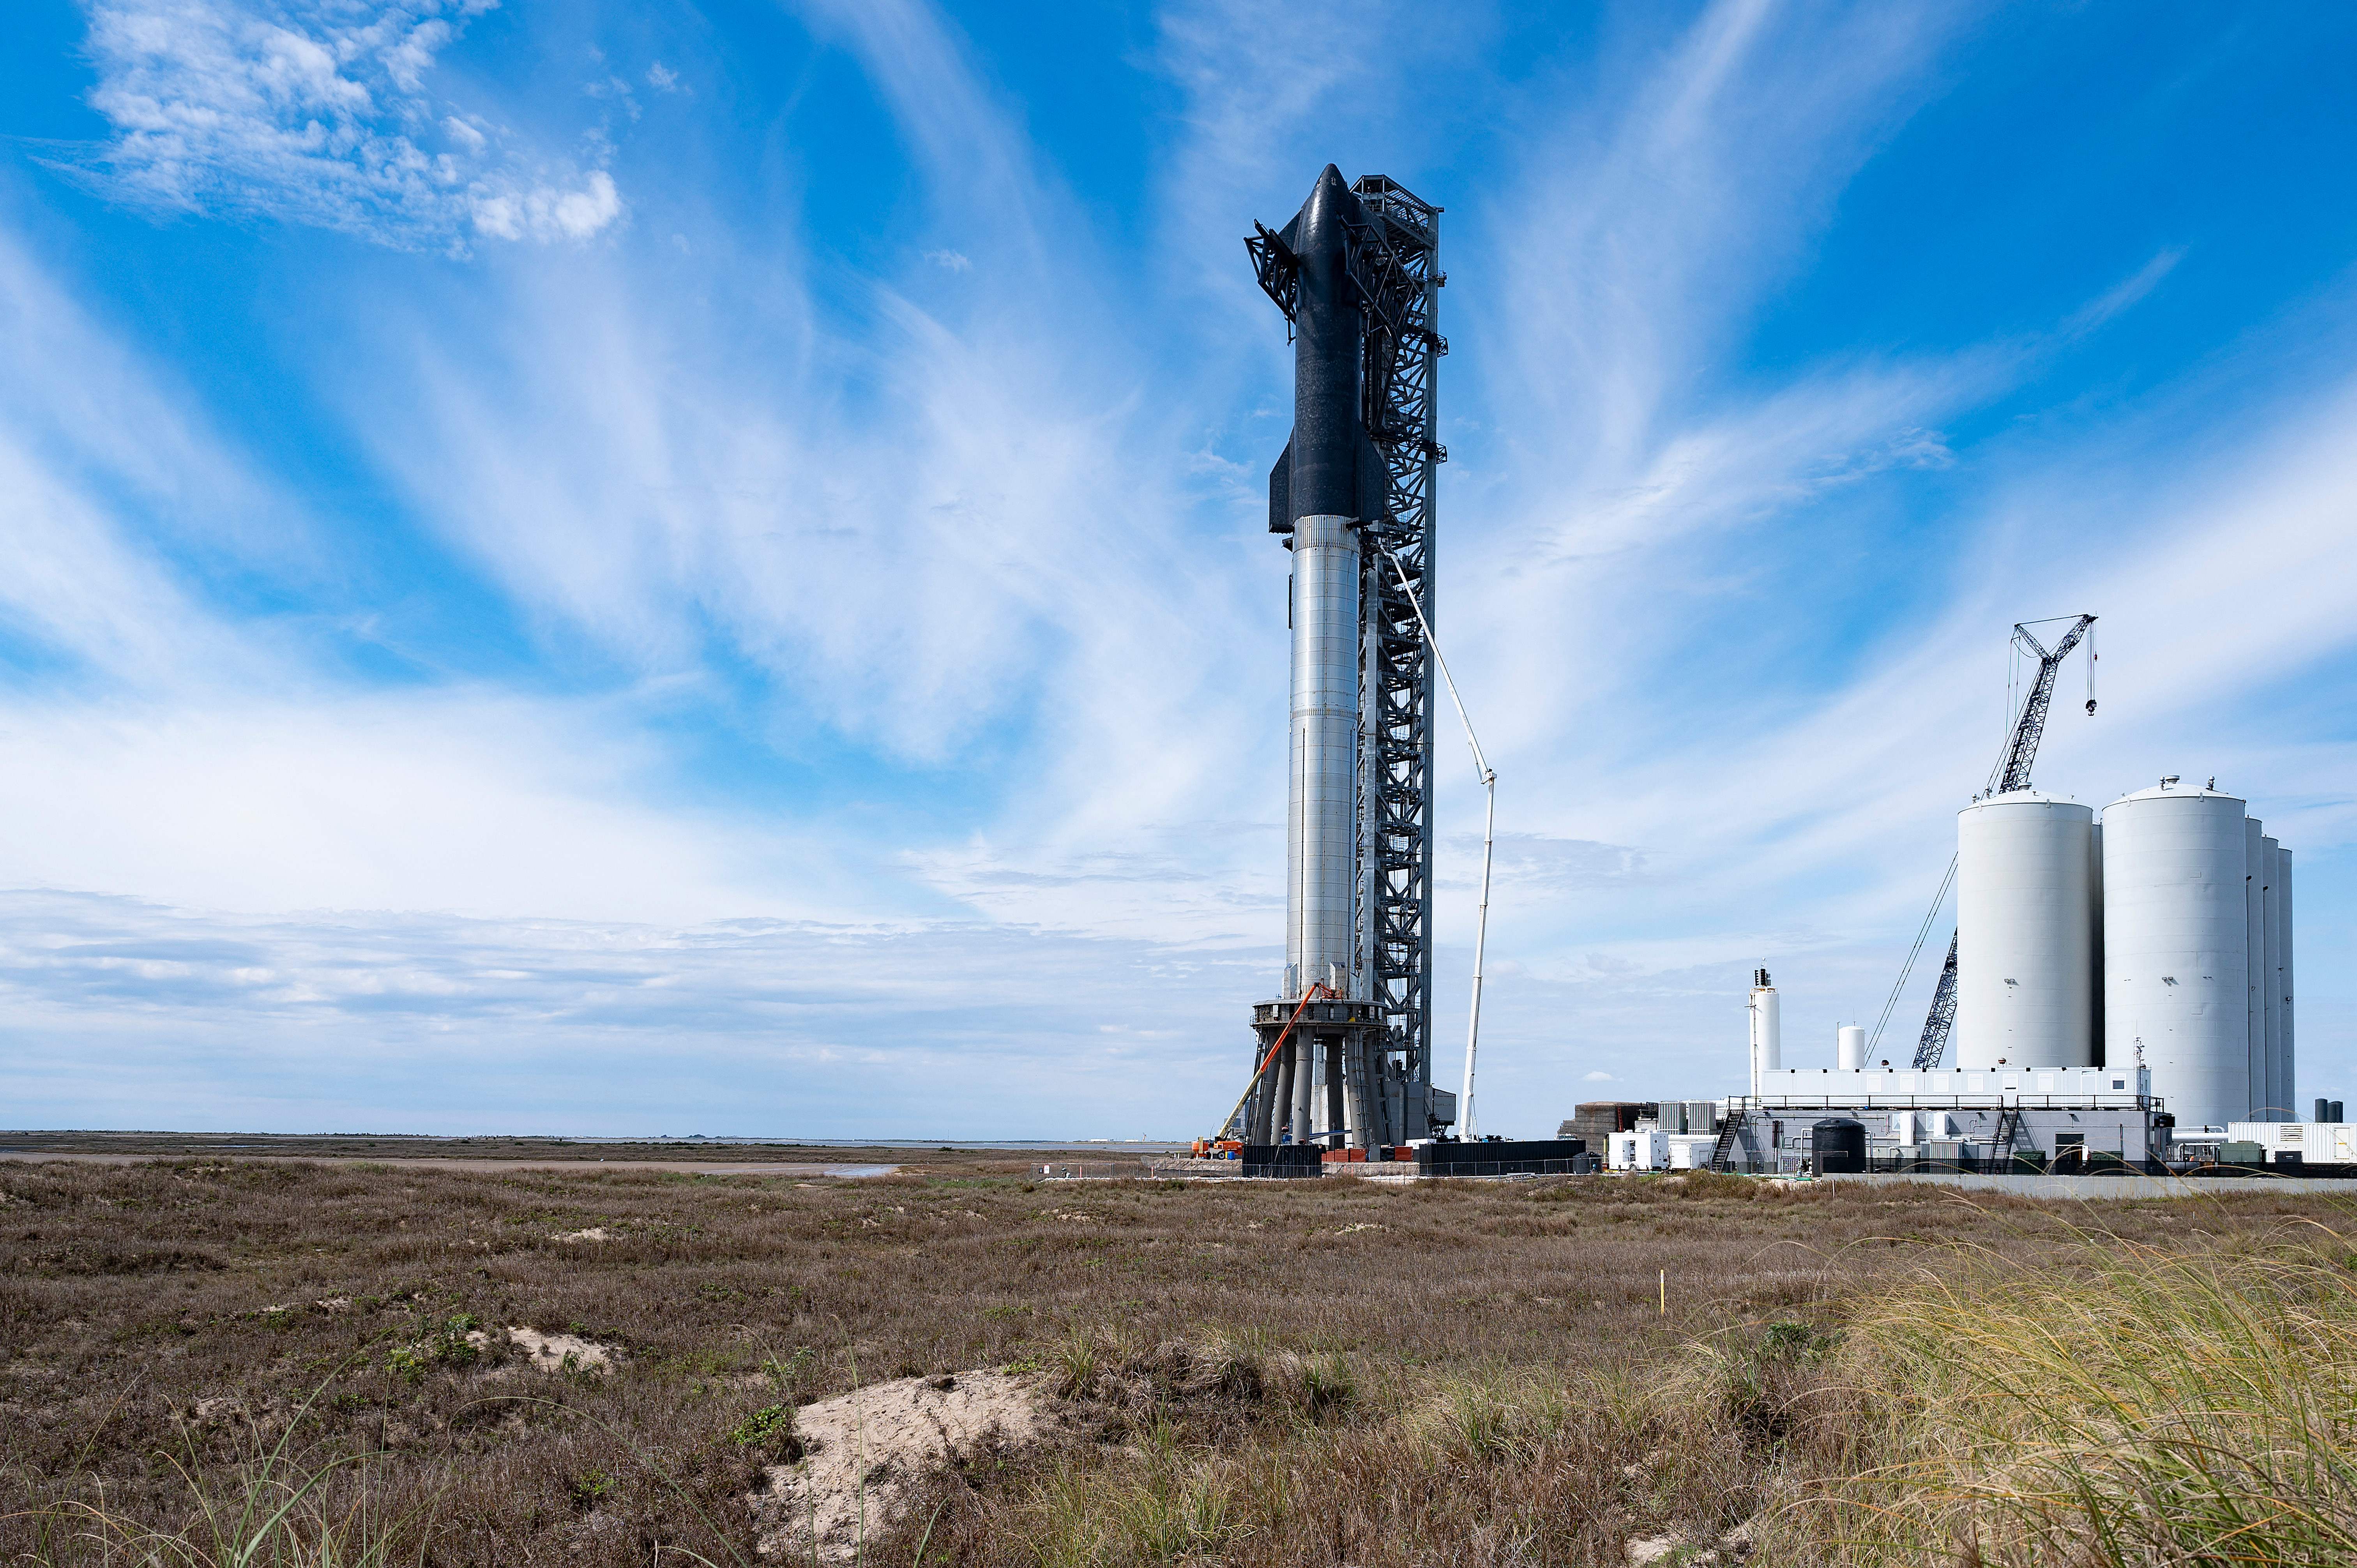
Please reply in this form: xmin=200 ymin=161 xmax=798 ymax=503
xmin=1235 ymin=166 xmax=1452 ymax=1148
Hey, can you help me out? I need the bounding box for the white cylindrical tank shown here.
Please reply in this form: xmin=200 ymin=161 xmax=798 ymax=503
xmin=2274 ymin=844 xmax=2294 ymax=1120
xmin=1956 ymin=791 xmax=2096 ymax=1070
xmin=2103 ymin=781 xmax=2251 ymax=1130
xmin=2244 ymin=818 xmax=2267 ymax=1120
xmin=1747 ymin=970 xmax=1780 ymax=1097
xmin=2260 ymin=833 xmax=2281 ymax=1118
xmin=1837 ymin=1024 xmax=1865 ymax=1070
xmin=2089 ymin=822 xmax=2105 ymax=1065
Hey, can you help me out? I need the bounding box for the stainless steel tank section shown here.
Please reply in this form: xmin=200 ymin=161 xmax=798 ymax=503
xmin=1286 ymin=514 xmax=1361 ymax=998
xmin=1956 ymin=791 xmax=2096 ymax=1070
xmin=2103 ymin=782 xmax=2251 ymax=1130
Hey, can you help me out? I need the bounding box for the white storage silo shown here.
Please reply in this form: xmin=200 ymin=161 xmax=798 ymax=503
xmin=2261 ymin=833 xmax=2281 ymax=1118
xmin=2274 ymin=845 xmax=2295 ymax=1119
xmin=2103 ymin=781 xmax=2251 ymax=1130
xmin=2089 ymin=822 xmax=2106 ymax=1065
xmin=1837 ymin=1024 xmax=1865 ymax=1070
xmin=2245 ymin=818 xmax=2268 ymax=1119
xmin=1956 ymin=791 xmax=2096 ymax=1070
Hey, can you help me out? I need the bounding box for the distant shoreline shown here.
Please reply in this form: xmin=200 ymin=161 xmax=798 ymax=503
xmin=0 ymin=1129 xmax=1192 ymax=1164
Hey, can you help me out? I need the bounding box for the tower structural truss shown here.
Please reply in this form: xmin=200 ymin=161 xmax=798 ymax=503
xmin=1236 ymin=165 xmax=1451 ymax=1147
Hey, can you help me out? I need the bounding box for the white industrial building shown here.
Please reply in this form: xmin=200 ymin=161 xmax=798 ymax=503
xmin=1734 ymin=1066 xmax=2160 ymax=1171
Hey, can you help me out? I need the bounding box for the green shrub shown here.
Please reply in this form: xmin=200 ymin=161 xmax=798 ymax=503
xmin=384 ymin=1313 xmax=482 ymax=1383
xmin=730 ymin=1403 xmax=800 ymax=1460
xmin=568 ymin=1468 xmax=615 ymax=1511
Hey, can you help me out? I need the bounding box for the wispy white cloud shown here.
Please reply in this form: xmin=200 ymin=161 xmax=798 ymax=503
xmin=312 ymin=0 xmax=1288 ymax=930
xmin=2064 ymin=247 xmax=2187 ymax=337
xmin=0 ymin=217 xmax=888 ymax=931
xmin=0 ymin=888 xmax=1257 ymax=1136
xmin=0 ymin=689 xmax=901 ymax=924
xmin=72 ymin=0 xmax=623 ymax=249
xmin=0 ymin=227 xmax=301 ymax=680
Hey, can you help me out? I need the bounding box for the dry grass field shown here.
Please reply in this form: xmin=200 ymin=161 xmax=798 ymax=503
xmin=3 ymin=1155 xmax=2353 ymax=1566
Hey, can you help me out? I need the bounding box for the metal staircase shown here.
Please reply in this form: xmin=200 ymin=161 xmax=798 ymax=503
xmin=1986 ymin=1105 xmax=2025 ymax=1172
xmin=1708 ymin=1111 xmax=1749 ymax=1173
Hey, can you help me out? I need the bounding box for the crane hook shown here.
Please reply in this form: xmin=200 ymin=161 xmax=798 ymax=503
xmin=2085 ymin=698 xmax=2097 ymax=715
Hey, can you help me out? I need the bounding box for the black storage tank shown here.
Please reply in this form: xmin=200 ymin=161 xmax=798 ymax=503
xmin=1811 ymin=1117 xmax=1867 ymax=1174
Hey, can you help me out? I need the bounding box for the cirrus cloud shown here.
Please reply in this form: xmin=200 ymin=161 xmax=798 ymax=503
xmin=71 ymin=0 xmax=623 ymax=250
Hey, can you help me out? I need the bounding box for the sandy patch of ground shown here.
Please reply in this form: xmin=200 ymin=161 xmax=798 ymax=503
xmin=466 ymin=1326 xmax=617 ymax=1374
xmin=751 ymin=1370 xmax=1046 ymax=1563
xmin=511 ymin=1326 xmax=615 ymax=1372
xmin=1625 ymin=1517 xmax=1757 ymax=1564
xmin=552 ymin=1226 xmax=611 ymax=1242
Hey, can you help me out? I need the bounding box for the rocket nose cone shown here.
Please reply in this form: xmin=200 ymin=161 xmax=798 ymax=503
xmin=1299 ymin=164 xmax=1355 ymax=254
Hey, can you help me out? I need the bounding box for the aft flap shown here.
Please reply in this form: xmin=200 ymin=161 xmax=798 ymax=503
xmin=1269 ymin=434 xmax=1293 ymax=533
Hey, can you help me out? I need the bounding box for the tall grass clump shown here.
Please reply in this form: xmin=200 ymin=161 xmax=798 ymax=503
xmin=32 ymin=1452 xmax=419 ymax=1568
xmin=1022 ymin=1444 xmax=1260 ymax=1568
xmin=1403 ymin=1365 xmax=1574 ymax=1466
xmin=1779 ymin=1236 xmax=2357 ymax=1566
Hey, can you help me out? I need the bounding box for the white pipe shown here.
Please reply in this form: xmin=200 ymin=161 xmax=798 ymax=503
xmin=1463 ymin=772 xmax=1496 ymax=1137
xmin=1381 ymin=547 xmax=1495 ymax=1140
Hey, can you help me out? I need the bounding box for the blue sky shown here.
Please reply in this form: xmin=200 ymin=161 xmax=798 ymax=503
xmin=2 ymin=0 xmax=2353 ymax=1139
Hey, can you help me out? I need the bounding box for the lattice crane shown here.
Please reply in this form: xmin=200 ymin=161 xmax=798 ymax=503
xmin=1872 ymin=615 xmax=2098 ymax=1071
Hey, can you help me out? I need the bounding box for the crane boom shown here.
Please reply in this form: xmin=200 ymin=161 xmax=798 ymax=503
xmin=1906 ymin=614 xmax=2096 ymax=1071
xmin=1988 ymin=616 xmax=2095 ymax=796
xmin=1908 ymin=940 xmax=1961 ymax=1071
